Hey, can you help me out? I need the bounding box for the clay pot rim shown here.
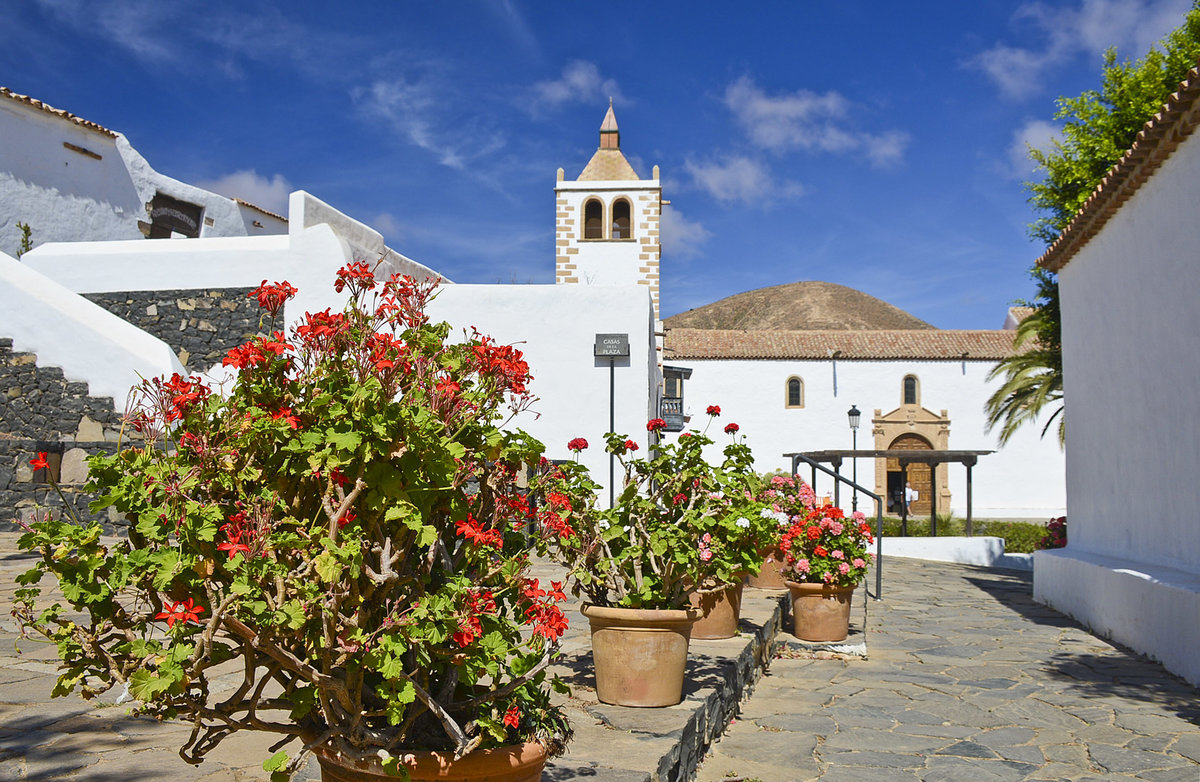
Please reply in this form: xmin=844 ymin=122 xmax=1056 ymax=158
xmin=783 ymin=579 xmax=859 ymax=594
xmin=580 ymin=603 xmax=699 ymax=623
xmin=313 ymin=740 xmax=547 ymax=774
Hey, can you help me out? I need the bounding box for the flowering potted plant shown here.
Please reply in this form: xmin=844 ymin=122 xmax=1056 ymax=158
xmin=13 ymin=268 xmax=571 ymax=781
xmin=778 ymin=503 xmax=874 ymax=642
xmin=536 ymin=409 xmax=769 ymax=705
xmin=751 ymin=473 xmax=819 ymax=589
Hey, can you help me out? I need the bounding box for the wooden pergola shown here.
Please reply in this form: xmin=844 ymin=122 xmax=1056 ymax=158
xmin=784 ymin=449 xmax=994 ymax=535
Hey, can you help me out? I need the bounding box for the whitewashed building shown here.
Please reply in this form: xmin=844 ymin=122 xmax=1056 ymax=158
xmin=0 ymin=87 xmax=286 ymax=259
xmin=1032 ymin=67 xmax=1200 ymax=686
xmin=2 ymin=94 xmax=1063 ymax=523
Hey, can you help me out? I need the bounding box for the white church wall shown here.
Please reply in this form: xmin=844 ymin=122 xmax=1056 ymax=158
xmin=664 ymin=357 xmax=1065 ymax=519
xmin=0 ymin=250 xmax=184 ymax=403
xmin=428 ymin=284 xmax=657 ymax=506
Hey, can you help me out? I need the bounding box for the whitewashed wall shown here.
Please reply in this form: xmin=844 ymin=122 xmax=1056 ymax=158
xmin=429 ymin=284 xmax=657 ymax=505
xmin=0 ymin=97 xmax=284 ymax=258
xmin=663 ymin=357 xmax=1065 ymax=519
xmin=1055 ymin=130 xmax=1200 ymax=571
xmin=0 ymin=250 xmax=184 ymax=402
xmin=1035 ymin=128 xmax=1200 ymax=686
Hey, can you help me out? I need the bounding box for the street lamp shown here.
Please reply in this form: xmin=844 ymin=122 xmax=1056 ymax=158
xmin=847 ymin=405 xmax=861 ymax=512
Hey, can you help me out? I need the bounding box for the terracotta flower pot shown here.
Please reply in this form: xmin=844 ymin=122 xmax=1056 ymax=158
xmin=785 ymin=580 xmax=856 ymax=642
xmin=313 ymin=741 xmax=547 ymax=782
xmin=746 ymin=547 xmax=788 ymax=590
xmin=580 ymin=604 xmax=698 ymax=707
xmin=689 ymin=581 xmax=744 ymax=640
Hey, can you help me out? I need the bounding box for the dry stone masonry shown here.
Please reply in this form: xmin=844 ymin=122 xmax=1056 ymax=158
xmin=0 ymin=338 xmax=123 ymax=530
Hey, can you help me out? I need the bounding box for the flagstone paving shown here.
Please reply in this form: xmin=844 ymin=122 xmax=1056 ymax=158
xmin=696 ymin=557 xmax=1200 ymax=782
xmin=3 ymin=531 xmax=1198 ymax=781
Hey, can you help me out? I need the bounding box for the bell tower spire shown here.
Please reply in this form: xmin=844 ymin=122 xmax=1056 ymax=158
xmin=600 ymin=97 xmax=619 ymax=150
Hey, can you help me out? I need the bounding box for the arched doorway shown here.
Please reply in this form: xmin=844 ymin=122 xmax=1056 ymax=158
xmin=886 ymin=434 xmax=933 ymax=515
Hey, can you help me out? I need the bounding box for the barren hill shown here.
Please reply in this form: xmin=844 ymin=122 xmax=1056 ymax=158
xmin=663 ymin=281 xmax=934 ymax=331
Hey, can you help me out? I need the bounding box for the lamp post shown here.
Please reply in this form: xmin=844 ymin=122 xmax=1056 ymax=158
xmin=847 ymin=405 xmax=861 ymax=512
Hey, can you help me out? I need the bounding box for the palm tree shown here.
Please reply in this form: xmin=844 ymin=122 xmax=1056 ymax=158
xmin=985 ymin=268 xmax=1063 ymax=446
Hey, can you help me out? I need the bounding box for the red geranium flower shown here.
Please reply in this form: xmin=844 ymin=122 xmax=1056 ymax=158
xmin=567 ymin=437 xmax=588 ymax=452
xmin=706 ymin=405 xmax=721 ymax=416
xmin=503 ymin=704 xmax=520 ymax=729
xmin=623 ymin=439 xmax=639 ymax=452
xmin=29 ymin=452 xmax=49 ymax=471
xmin=724 ymin=422 xmax=740 ymax=434
xmin=155 ymin=598 xmax=205 ymax=628
xmin=647 ymin=418 xmax=666 ymax=432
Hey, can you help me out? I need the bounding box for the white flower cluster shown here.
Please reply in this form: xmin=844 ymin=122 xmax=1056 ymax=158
xmin=735 ymin=517 xmax=751 ymax=529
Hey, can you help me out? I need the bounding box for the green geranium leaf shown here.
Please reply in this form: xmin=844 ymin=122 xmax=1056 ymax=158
xmin=263 ymin=750 xmax=289 ymax=772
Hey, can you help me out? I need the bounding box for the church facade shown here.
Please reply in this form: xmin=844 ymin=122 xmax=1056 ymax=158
xmin=550 ymin=107 xmax=1065 ymax=520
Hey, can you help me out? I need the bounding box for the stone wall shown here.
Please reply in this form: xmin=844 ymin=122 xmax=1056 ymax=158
xmin=83 ymin=287 xmax=261 ymax=371
xmin=0 ymin=337 xmax=124 ymax=531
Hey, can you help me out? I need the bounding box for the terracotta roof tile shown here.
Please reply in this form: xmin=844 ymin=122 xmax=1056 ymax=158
xmin=1038 ymin=65 xmax=1200 ymax=272
xmin=1 ymin=87 xmax=117 ymax=138
xmin=233 ymin=198 xmax=288 ymax=223
xmin=663 ymin=328 xmax=1017 ymax=360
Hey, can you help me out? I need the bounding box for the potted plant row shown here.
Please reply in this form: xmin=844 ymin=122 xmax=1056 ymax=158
xmin=15 ymin=269 xmax=573 ymax=781
xmin=535 ymin=411 xmax=772 ymax=707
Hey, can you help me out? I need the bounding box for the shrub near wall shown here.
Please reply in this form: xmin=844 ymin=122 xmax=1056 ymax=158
xmin=84 ymin=288 xmax=260 ymax=371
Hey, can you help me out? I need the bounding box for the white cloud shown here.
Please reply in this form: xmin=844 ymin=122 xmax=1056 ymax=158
xmin=1008 ymin=119 xmax=1062 ymax=178
xmin=723 ymin=76 xmax=909 ymax=167
xmin=974 ymin=0 xmax=1193 ymax=99
xmin=660 ymin=205 xmax=712 ymax=260
xmin=197 ymin=169 xmax=291 ymax=214
xmin=529 ymin=61 xmax=624 ymax=113
xmin=355 ymin=77 xmax=504 ymax=170
xmin=371 ymin=213 xmax=402 ymax=240
xmin=684 ymin=156 xmax=771 ymax=204
xmin=683 ymin=154 xmax=806 ymax=205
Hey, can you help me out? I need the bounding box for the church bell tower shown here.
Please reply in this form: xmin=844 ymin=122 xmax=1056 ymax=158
xmin=555 ymin=102 xmax=663 ymax=321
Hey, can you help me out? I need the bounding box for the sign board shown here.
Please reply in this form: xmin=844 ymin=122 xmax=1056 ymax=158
xmin=594 ymin=333 xmax=630 ymax=357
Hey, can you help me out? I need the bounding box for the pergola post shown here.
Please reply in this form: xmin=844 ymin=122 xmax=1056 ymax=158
xmin=899 ymin=461 xmax=909 ymax=536
xmin=965 ymin=455 xmax=976 ymax=537
xmin=929 ymin=463 xmax=938 ymax=536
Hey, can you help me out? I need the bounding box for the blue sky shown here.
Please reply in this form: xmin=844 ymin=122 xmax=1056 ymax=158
xmin=3 ymin=0 xmax=1193 ymax=328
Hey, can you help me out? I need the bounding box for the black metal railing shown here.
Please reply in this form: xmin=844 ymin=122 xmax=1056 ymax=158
xmin=788 ymin=453 xmax=885 ymax=600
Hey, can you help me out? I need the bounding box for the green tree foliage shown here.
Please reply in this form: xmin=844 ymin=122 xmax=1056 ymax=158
xmin=987 ymin=3 xmax=1200 ymax=445
xmin=1026 ymin=5 xmax=1200 ymax=245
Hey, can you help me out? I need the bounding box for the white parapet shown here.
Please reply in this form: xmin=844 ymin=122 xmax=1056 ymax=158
xmin=0 ymin=250 xmax=185 ymax=404
xmin=881 ymin=536 xmax=1032 ymax=570
xmin=1034 ymin=548 xmax=1200 ymax=687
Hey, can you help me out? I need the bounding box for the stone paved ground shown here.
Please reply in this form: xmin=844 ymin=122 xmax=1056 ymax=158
xmin=696 ymin=557 xmax=1200 ymax=782
xmin=5 ymin=532 xmax=1199 ymax=781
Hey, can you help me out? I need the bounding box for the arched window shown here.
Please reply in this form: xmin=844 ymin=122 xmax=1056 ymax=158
xmin=786 ymin=376 xmax=804 ymax=408
xmin=583 ymin=199 xmax=604 ymax=239
xmin=903 ymin=375 xmax=919 ymax=406
xmin=612 ymin=199 xmax=632 ymax=239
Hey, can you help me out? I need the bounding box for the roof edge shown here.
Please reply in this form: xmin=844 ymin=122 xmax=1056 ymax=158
xmin=1037 ymin=64 xmax=1200 ymax=273
xmin=1 ymin=86 xmax=117 ymax=138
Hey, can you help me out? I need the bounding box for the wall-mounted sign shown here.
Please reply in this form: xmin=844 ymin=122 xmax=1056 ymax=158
xmin=594 ymin=333 xmax=630 ymax=357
